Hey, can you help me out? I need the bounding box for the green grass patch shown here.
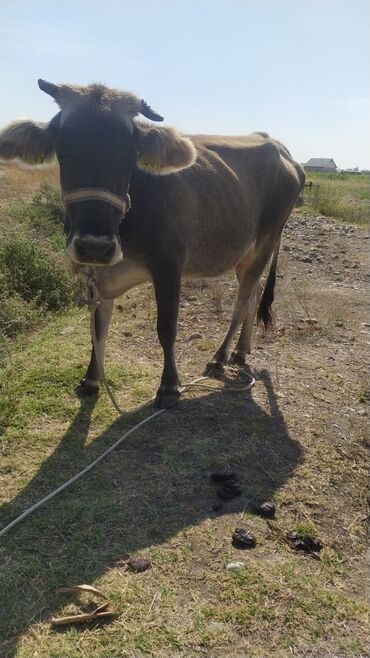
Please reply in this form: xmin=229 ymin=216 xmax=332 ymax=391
xmin=293 ymin=521 xmax=317 ymax=538
xmin=302 ymin=172 xmax=370 ymax=225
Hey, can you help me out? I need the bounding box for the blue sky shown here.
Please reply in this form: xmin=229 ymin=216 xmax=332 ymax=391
xmin=1 ymin=0 xmax=369 ymax=168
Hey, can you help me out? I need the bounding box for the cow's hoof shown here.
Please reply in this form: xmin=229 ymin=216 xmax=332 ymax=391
xmin=203 ymin=361 xmax=225 ymax=378
xmin=154 ymin=389 xmax=181 ymax=409
xmin=228 ymin=352 xmax=246 ymax=367
xmin=75 ymin=378 xmax=99 ymax=397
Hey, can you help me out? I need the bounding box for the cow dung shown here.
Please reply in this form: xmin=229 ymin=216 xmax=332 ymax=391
xmin=232 ymin=527 xmax=256 ymax=549
xmin=256 ymin=501 xmax=276 ymax=518
xmin=127 ymin=557 xmax=151 ymax=572
xmin=286 ymin=531 xmax=323 ymax=554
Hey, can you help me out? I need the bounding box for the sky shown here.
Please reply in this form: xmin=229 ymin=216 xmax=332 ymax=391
xmin=0 ymin=0 xmax=369 ymax=169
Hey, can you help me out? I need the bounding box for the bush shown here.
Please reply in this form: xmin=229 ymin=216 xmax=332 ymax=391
xmin=0 ymin=235 xmax=78 ymax=311
xmin=0 ymin=287 xmax=39 ymax=337
xmin=0 ymin=184 xmax=82 ymax=338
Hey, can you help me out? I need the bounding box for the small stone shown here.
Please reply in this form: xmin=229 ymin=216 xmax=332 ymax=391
xmin=127 ymin=557 xmax=151 ymax=572
xmin=257 ymin=501 xmax=276 ymax=518
xmin=358 ymin=409 xmax=368 ymax=417
xmin=301 ymin=256 xmax=312 ymax=263
xmin=226 ymin=561 xmax=245 ymax=572
xmin=60 ymin=326 xmax=75 ymax=336
xmin=232 ymin=527 xmax=256 ymax=549
xmin=335 ymin=321 xmax=343 ymax=327
xmin=207 ymin=621 xmax=225 ymax=631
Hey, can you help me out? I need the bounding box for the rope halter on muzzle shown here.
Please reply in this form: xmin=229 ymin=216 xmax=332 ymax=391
xmin=62 ymin=187 xmax=131 ymax=216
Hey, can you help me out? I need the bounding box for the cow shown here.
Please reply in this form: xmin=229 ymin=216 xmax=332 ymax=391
xmin=0 ymin=80 xmax=305 ymax=408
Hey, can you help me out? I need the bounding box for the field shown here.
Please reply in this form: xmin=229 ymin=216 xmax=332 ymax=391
xmin=301 ymin=171 xmax=370 ymax=225
xmin=0 ymin=163 xmax=369 ymax=658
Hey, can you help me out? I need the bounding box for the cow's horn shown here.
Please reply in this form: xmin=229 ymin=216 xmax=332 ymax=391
xmin=140 ymin=100 xmax=164 ymax=122
xmin=38 ymin=79 xmax=60 ymax=99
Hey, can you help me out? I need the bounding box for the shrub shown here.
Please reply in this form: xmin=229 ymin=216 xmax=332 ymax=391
xmin=0 ymin=235 xmax=78 ymax=311
xmin=0 ymin=287 xmax=39 ymax=337
xmin=0 ymin=184 xmax=83 ymax=338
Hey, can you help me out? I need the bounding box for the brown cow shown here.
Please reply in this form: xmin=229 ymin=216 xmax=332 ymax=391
xmin=0 ymin=81 xmax=305 ymax=407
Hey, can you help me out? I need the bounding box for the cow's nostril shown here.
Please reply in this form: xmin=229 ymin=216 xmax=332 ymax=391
xmin=74 ymin=237 xmax=116 ymax=263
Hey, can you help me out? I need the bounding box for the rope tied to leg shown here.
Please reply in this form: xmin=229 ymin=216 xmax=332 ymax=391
xmin=85 ymin=267 xmax=101 ymax=313
xmin=85 ymin=267 xmax=126 ymax=415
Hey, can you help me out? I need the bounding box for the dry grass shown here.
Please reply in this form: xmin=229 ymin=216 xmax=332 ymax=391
xmin=0 ymin=160 xmax=59 ymax=201
xmin=0 ymin=164 xmax=369 ymax=658
xmin=302 ymin=172 xmax=370 ymax=225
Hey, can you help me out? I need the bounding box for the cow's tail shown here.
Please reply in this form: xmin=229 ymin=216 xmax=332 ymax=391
xmin=257 ymin=236 xmax=282 ymax=329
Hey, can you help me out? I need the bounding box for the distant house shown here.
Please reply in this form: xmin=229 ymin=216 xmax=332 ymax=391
xmin=303 ymin=158 xmax=337 ymax=173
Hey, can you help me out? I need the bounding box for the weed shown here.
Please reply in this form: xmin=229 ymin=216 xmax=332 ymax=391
xmin=293 ymin=521 xmax=317 ymax=538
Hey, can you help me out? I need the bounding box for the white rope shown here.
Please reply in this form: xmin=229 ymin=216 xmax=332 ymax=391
xmin=0 ymin=409 xmax=164 ymax=539
xmin=0 ymin=277 xmax=255 ymax=539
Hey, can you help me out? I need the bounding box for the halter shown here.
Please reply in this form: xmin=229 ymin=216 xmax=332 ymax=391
xmin=62 ymin=187 xmax=130 ymax=215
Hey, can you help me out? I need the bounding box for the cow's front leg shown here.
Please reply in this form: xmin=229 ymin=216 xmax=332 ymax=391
xmin=78 ymin=298 xmax=114 ymax=395
xmin=152 ymin=264 xmax=181 ymax=409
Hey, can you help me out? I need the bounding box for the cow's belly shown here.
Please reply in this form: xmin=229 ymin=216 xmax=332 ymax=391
xmin=184 ymin=237 xmax=256 ymax=278
xmin=181 ymin=211 xmax=258 ymax=278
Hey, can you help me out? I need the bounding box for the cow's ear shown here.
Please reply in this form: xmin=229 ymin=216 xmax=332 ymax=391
xmin=135 ymin=123 xmax=196 ymax=175
xmin=0 ymin=117 xmax=58 ymax=164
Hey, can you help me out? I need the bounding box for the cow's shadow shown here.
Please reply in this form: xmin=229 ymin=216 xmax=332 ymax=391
xmin=0 ymin=369 xmax=302 ymax=658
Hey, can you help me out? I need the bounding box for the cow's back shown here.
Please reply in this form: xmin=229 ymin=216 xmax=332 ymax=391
xmin=125 ymin=132 xmax=303 ymax=278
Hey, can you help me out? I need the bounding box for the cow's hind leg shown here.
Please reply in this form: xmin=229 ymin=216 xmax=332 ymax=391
xmin=204 ymin=262 xmax=261 ymax=377
xmin=78 ymin=298 xmax=114 ymax=395
xmin=205 ymin=230 xmax=283 ymax=376
xmin=229 ymin=278 xmax=263 ymax=365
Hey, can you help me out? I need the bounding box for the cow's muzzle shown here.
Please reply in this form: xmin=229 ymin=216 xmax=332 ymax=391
xmin=67 ymin=235 xmax=123 ymax=266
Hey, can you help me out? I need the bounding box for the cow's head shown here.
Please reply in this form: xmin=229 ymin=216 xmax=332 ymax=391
xmin=0 ymin=80 xmax=196 ymax=266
